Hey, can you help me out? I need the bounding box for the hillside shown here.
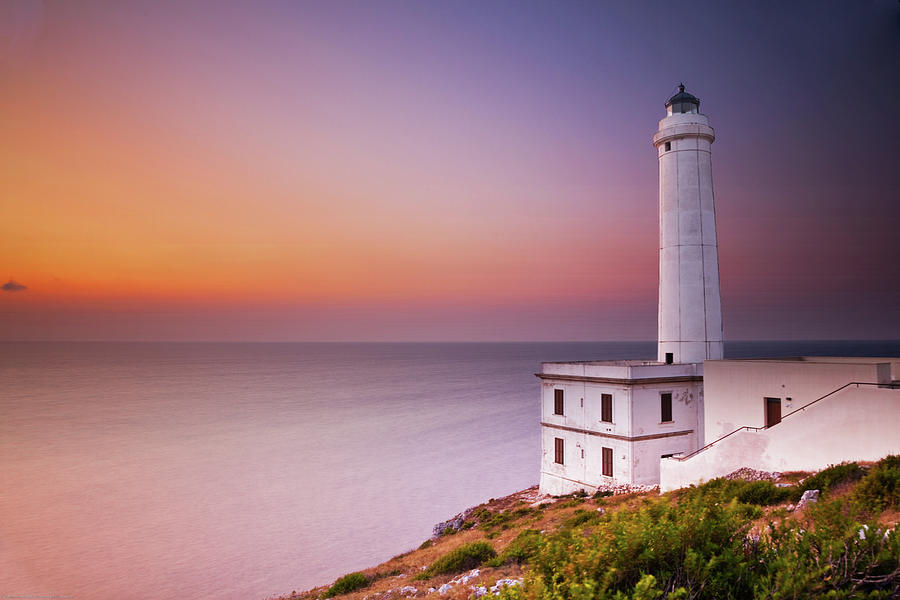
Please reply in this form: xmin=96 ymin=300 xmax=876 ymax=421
xmin=278 ymin=457 xmax=900 ymax=600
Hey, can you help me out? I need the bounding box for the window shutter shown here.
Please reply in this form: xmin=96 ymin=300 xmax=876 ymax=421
xmin=602 ymin=447 xmax=613 ymax=477
xmin=601 ymin=393 xmax=612 ymax=423
xmin=554 ymin=389 xmax=564 ymax=415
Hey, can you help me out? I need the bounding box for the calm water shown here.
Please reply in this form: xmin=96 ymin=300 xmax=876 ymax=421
xmin=2 ymin=341 xmax=899 ymax=599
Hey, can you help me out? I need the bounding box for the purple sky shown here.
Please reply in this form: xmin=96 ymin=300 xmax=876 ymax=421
xmin=1 ymin=0 xmax=898 ymax=341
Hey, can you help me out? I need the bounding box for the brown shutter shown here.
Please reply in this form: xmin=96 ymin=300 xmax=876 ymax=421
xmin=661 ymin=393 xmax=673 ymax=423
xmin=601 ymin=393 xmax=612 ymax=423
xmin=554 ymin=437 xmax=564 ymax=464
xmin=602 ymin=447 xmax=613 ymax=477
xmin=554 ymin=389 xmax=564 ymax=415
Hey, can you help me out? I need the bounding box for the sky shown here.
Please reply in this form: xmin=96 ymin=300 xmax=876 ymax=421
xmin=1 ymin=0 xmax=898 ymax=342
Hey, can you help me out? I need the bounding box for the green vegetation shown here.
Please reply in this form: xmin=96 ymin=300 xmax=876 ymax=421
xmin=686 ymin=476 xmax=792 ymax=506
xmin=562 ymin=508 xmax=604 ymax=529
xmin=797 ymin=461 xmax=865 ymax=496
xmin=855 ymin=455 xmax=900 ymax=511
xmin=295 ymin=457 xmax=900 ymax=600
xmin=416 ymin=541 xmax=497 ymax=579
xmin=496 ymin=455 xmax=900 ymax=600
xmin=485 ymin=530 xmax=544 ymax=567
xmin=472 ymin=506 xmax=538 ymax=532
xmin=325 ymin=572 xmax=369 ymax=597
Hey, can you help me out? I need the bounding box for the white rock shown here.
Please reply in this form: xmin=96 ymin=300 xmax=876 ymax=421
xmin=489 ymin=579 xmax=522 ymax=595
xmin=798 ymin=489 xmax=819 ymax=508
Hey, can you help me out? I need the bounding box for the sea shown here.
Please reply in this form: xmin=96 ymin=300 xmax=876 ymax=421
xmin=2 ymin=340 xmax=899 ymax=600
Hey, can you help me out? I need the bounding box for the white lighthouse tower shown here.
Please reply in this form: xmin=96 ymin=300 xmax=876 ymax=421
xmin=653 ymin=84 xmax=724 ymax=365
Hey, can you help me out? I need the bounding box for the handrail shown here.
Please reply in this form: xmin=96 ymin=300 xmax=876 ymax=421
xmin=670 ymin=381 xmax=899 ymax=462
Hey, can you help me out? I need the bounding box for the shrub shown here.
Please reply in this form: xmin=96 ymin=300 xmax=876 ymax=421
xmin=686 ymin=477 xmax=790 ymax=506
xmin=524 ymin=493 xmax=757 ymax=599
xmin=734 ymin=480 xmax=792 ymax=505
xmin=854 ymin=454 xmax=900 ymax=511
xmin=555 ymin=498 xmax=586 ymax=509
xmin=563 ymin=508 xmax=604 ymax=529
xmin=485 ymin=529 xmax=543 ymax=567
xmin=326 ymin=572 xmax=369 ymax=597
xmin=756 ymin=499 xmax=900 ymax=598
xmin=417 ymin=541 xmax=496 ymax=579
xmin=797 ymin=462 xmax=865 ymax=497
xmin=478 ymin=507 xmax=536 ymax=531
xmin=502 ymin=475 xmax=900 ymax=600
xmin=418 ymin=539 xmax=433 ymax=550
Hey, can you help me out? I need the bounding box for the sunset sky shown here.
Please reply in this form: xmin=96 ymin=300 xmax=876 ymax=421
xmin=2 ymin=1 xmax=898 ymax=341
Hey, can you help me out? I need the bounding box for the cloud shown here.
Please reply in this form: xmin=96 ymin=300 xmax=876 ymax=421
xmin=2 ymin=279 xmax=27 ymax=292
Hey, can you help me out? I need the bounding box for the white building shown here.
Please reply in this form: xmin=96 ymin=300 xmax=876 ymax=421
xmin=538 ymin=86 xmax=900 ymax=496
xmin=538 ymin=360 xmax=703 ymax=495
xmin=660 ymin=357 xmax=900 ymax=492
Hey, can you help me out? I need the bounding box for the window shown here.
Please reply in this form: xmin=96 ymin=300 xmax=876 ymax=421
xmin=602 ymin=447 xmax=613 ymax=477
xmin=665 ymin=352 xmax=674 ymax=364
xmin=661 ymin=392 xmax=673 ymax=423
xmin=664 ymin=141 xmax=671 ymax=151
xmin=601 ymin=393 xmax=613 ymax=423
xmin=554 ymin=437 xmax=564 ymax=464
xmin=553 ymin=389 xmax=564 ymax=415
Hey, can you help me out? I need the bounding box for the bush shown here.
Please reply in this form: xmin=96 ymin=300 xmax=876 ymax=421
xmin=686 ymin=477 xmax=790 ymax=506
xmin=563 ymin=508 xmax=604 ymax=529
xmin=854 ymin=455 xmax=900 ymax=511
xmin=326 ymin=572 xmax=369 ymax=597
xmin=797 ymin=462 xmax=865 ymax=496
xmin=485 ymin=529 xmax=543 ymax=567
xmin=478 ymin=507 xmax=536 ymax=531
xmin=524 ymin=494 xmax=756 ymax=599
xmin=734 ymin=480 xmax=792 ymax=505
xmin=755 ymin=499 xmax=900 ymax=598
xmin=417 ymin=541 xmax=496 ymax=579
xmin=501 ymin=475 xmax=900 ymax=600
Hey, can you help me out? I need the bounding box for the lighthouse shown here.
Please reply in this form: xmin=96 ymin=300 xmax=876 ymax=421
xmin=653 ymin=84 xmax=724 ymax=365
xmin=537 ymin=85 xmax=899 ymax=497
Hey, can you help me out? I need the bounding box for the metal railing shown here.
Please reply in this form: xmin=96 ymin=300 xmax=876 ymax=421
xmin=670 ymin=381 xmax=899 ymax=462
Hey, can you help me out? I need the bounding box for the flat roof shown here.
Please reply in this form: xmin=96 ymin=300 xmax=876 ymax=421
xmin=540 ymin=359 xmax=702 ymax=383
xmin=542 ymin=359 xmax=665 ymax=367
xmin=712 ymin=356 xmax=900 ymax=365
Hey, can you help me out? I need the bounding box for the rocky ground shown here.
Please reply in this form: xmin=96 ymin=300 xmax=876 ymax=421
xmin=272 ymin=483 xmax=687 ymax=600
xmin=272 ymin=463 xmax=898 ymax=600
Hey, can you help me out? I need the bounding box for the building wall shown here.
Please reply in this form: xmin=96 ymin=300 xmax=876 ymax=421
xmin=702 ymin=359 xmax=893 ymax=442
xmin=629 ymin=381 xmax=702 ymax=485
xmin=539 ymin=379 xmax=634 ymax=495
xmin=539 ymin=375 xmax=702 ymax=494
xmin=660 ymin=383 xmax=900 ymax=491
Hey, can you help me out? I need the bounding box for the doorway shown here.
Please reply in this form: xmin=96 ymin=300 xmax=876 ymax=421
xmin=765 ymin=397 xmax=782 ymax=428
